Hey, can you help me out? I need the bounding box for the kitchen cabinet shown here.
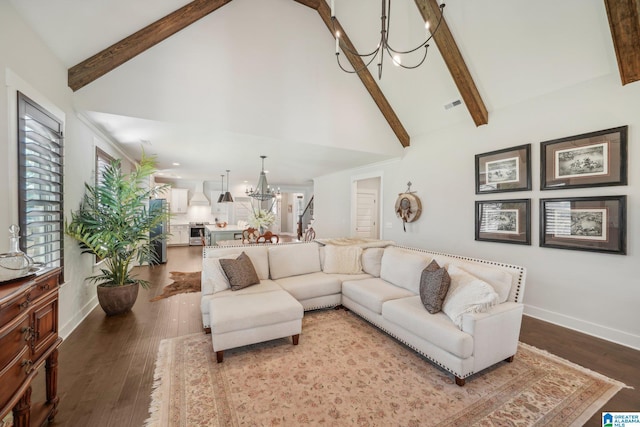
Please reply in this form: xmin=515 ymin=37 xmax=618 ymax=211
xmin=168 ymin=224 xmax=189 ymax=246
xmin=170 ymin=189 xmax=188 ymax=214
xmin=0 ymin=268 xmax=62 ymax=427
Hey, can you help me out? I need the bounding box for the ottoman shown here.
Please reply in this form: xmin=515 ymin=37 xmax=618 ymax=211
xmin=209 ymin=289 xmax=304 ymax=362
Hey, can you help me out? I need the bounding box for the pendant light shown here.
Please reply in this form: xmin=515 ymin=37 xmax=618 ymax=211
xmin=217 ymin=174 xmax=224 ymax=203
xmin=222 ymin=170 xmax=234 ymax=203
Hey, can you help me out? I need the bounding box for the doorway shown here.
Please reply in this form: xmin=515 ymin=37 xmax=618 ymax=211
xmin=351 ymin=175 xmax=382 ymax=239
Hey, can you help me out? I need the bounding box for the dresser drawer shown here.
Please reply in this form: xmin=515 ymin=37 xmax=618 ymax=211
xmin=28 ymin=273 xmax=59 ymax=303
xmin=0 ymin=292 xmax=30 ymax=327
xmin=0 ymin=313 xmax=30 ymax=370
xmin=0 ymin=346 xmax=29 ymax=411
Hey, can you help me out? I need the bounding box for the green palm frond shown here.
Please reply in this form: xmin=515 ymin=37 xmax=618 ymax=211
xmin=65 ymin=151 xmax=170 ymax=288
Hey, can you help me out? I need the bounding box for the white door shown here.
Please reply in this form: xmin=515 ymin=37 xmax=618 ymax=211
xmin=355 ymin=191 xmax=377 ymax=238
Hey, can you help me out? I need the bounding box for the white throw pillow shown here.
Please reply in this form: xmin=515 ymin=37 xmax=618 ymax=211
xmin=201 ymin=254 xmax=238 ymax=295
xmin=322 ymin=245 xmax=363 ymax=274
xmin=268 ymin=243 xmax=321 ymax=279
xmin=453 ymin=262 xmax=513 ymax=303
xmin=361 ymin=248 xmax=384 ymax=277
xmin=442 ymin=265 xmax=499 ymax=329
xmin=380 ymin=247 xmax=431 ymax=293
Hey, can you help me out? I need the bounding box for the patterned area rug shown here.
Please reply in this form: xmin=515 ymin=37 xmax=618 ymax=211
xmin=150 ymin=271 xmax=201 ymax=302
xmin=145 ymin=310 xmax=626 ymax=426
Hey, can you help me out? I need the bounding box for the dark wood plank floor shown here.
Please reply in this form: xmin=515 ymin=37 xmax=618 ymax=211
xmin=36 ymin=246 xmax=638 ymax=427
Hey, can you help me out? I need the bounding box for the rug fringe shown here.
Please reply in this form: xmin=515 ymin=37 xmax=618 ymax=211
xmin=144 ymin=338 xmax=172 ymax=427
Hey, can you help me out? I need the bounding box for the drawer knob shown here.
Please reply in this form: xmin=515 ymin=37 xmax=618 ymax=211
xmin=19 ymin=298 xmax=31 ymax=309
xmin=40 ymin=283 xmax=51 ymax=291
xmin=21 ymin=326 xmax=34 ymax=342
xmin=21 ymin=359 xmax=34 ymax=374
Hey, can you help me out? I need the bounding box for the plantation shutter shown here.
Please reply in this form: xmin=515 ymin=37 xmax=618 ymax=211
xmin=96 ymin=147 xmax=114 ymax=187
xmin=17 ymin=92 xmax=64 ymax=273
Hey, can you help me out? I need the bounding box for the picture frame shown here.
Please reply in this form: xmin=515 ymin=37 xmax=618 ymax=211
xmin=475 ymin=144 xmax=531 ymax=194
xmin=475 ymin=199 xmax=531 ymax=245
xmin=540 ymin=126 xmax=627 ymax=190
xmin=540 ymin=195 xmax=626 ymax=255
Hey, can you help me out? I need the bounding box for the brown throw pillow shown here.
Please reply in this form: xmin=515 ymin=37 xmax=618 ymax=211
xmin=219 ymin=252 xmax=260 ymax=291
xmin=419 ymin=260 xmax=451 ymax=314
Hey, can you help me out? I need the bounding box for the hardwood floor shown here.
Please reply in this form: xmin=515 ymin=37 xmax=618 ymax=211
xmin=38 ymin=246 xmax=638 ymax=427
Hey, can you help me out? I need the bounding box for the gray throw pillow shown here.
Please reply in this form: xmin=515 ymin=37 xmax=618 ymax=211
xmin=219 ymin=252 xmax=260 ymax=291
xmin=419 ymin=260 xmax=451 ymax=314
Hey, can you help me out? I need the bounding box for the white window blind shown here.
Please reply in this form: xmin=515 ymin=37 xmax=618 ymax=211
xmin=17 ymin=92 xmax=64 ymax=273
xmin=96 ymin=147 xmax=114 ymax=187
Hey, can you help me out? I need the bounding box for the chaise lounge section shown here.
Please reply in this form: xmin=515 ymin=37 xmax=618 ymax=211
xmin=201 ymin=241 xmax=526 ymax=385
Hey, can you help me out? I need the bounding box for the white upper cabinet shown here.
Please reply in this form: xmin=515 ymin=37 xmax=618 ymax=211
xmin=170 ymin=188 xmax=189 ymax=213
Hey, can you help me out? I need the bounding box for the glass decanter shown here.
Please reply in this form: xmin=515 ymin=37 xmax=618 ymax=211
xmin=0 ymin=224 xmax=35 ymax=282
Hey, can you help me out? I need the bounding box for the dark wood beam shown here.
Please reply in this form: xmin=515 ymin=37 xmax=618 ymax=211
xmin=414 ymin=0 xmax=488 ymax=127
xmin=293 ymin=0 xmax=321 ymax=9
xmin=68 ymin=0 xmax=233 ymax=91
xmin=604 ymin=0 xmax=640 ymax=85
xmin=313 ymin=1 xmax=411 ymax=147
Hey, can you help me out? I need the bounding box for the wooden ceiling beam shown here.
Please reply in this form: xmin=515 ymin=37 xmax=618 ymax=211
xmin=414 ymin=0 xmax=488 ymax=127
xmin=298 ymin=0 xmax=410 ymax=147
xmin=604 ymin=0 xmax=640 ymax=85
xmin=68 ymin=0 xmax=233 ymax=91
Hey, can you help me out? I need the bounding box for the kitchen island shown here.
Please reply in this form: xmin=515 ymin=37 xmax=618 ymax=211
xmin=205 ymin=224 xmax=244 ymax=245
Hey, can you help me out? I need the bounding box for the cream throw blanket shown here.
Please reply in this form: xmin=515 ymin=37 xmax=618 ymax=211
xmin=315 ymin=237 xmax=395 ymax=249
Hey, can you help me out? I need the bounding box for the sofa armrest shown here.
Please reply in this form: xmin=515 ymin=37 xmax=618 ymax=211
xmin=461 ymin=302 xmax=524 ymax=372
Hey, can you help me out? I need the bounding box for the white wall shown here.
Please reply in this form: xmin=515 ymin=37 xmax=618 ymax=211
xmin=314 ymin=73 xmax=640 ymax=350
xmin=1 ymin=2 xmax=131 ymax=339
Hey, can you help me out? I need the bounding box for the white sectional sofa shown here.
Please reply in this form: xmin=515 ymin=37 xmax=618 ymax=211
xmin=201 ymin=241 xmax=526 ymax=386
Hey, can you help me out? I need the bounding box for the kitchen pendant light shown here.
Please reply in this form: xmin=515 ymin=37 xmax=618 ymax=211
xmin=217 ymin=174 xmax=224 ymax=203
xmin=222 ymin=170 xmax=234 ymax=203
xmin=246 ymin=156 xmax=279 ymax=201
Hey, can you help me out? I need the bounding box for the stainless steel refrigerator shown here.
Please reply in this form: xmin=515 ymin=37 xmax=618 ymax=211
xmin=149 ymin=198 xmax=168 ymax=264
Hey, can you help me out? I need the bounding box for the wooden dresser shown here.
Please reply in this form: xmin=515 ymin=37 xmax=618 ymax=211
xmin=0 ymin=268 xmax=62 ymax=426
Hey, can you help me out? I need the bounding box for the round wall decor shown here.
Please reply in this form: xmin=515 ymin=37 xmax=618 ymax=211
xmin=395 ymin=183 xmax=422 ymax=231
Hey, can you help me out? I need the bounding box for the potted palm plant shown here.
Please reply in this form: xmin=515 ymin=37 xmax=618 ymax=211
xmin=65 ymin=153 xmax=169 ymax=315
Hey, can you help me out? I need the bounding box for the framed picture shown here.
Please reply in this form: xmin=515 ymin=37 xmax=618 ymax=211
xmin=540 ymin=195 xmax=626 ymax=254
xmin=475 ymin=199 xmax=531 ymax=245
xmin=475 ymin=144 xmax=531 ymax=194
xmin=540 ymin=126 xmax=627 ymax=190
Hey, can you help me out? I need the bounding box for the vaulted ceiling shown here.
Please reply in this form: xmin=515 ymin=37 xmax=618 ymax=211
xmin=10 ymin=0 xmax=638 ymax=186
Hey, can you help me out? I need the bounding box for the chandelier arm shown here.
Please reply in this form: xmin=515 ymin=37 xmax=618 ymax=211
xmin=331 ymin=18 xmax=382 ymax=58
xmin=385 ymin=3 xmax=445 ymax=55
xmin=336 ymin=51 xmax=380 ymax=74
xmin=386 ymin=45 xmax=430 ymax=70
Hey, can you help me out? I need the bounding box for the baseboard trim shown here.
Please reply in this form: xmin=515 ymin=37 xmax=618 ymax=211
xmin=524 ymin=304 xmax=640 ymax=351
xmin=59 ymin=296 xmax=99 ymax=340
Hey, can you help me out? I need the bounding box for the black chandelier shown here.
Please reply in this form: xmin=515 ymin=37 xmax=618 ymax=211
xmin=331 ymin=0 xmax=446 ymax=79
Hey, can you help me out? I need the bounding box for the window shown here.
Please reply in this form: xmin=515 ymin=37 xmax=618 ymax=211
xmin=17 ymin=92 xmax=64 ymax=274
xmin=95 ymin=147 xmax=114 ymax=186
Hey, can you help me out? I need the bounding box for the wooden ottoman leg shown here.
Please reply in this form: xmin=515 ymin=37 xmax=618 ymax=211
xmin=455 ymin=376 xmax=466 ymax=386
xmin=292 ymin=334 xmax=300 ymax=345
xmin=216 ymin=351 xmax=224 ymax=363
xmin=505 ymin=355 xmax=515 ymax=363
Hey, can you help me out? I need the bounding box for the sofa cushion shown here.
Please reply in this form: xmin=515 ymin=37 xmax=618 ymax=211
xmin=322 ymin=245 xmax=363 ymax=274
xmin=382 ymin=296 xmax=473 ymax=359
xmin=326 ymin=272 xmax=373 ymax=282
xmin=269 ymin=243 xmax=321 ymax=279
xmin=380 ymin=247 xmax=431 ymax=293
xmin=219 ymin=252 xmax=260 ymax=291
xmin=442 ymin=265 xmax=499 ymax=328
xmin=204 ymin=246 xmax=270 ymax=280
xmin=275 ymin=272 xmax=342 ymax=301
xmin=419 ymin=260 xmax=451 ymax=314
xmin=361 ymin=248 xmax=384 ymax=277
xmin=342 ymin=278 xmax=415 ymax=314
xmin=200 ymin=280 xmax=282 ymax=317
xmin=209 ymin=290 xmax=303 ymax=334
xmin=451 ymin=262 xmax=513 ymax=303
xmin=201 ymin=254 xmax=239 ymax=295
